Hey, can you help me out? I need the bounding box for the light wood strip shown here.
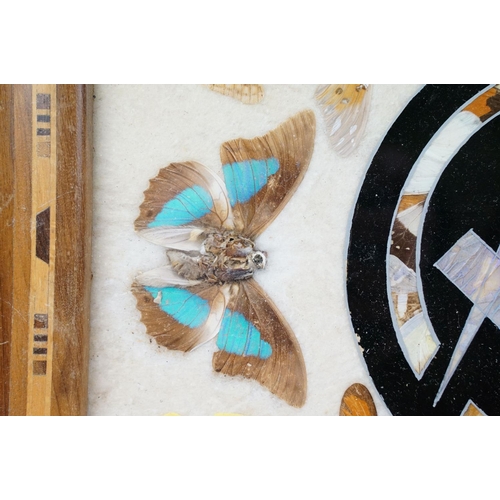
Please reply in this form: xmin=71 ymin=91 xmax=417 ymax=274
xmin=26 ymin=84 xmax=57 ymax=415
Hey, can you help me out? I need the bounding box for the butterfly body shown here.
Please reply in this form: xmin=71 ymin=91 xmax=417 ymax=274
xmin=167 ymin=229 xmax=266 ymax=283
xmin=133 ymin=110 xmax=316 ymax=407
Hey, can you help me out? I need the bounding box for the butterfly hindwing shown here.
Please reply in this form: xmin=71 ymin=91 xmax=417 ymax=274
xmin=135 ymin=161 xmax=234 ymax=250
xmin=315 ymin=84 xmax=371 ymax=157
xmin=212 ymin=279 xmax=307 ymax=407
xmin=219 ymin=109 xmax=316 ymax=238
xmin=132 ymin=277 xmax=227 ymax=352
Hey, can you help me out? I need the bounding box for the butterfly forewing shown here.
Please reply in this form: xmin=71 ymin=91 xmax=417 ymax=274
xmin=135 ymin=160 xmax=234 ymax=249
xmin=132 ymin=280 xmax=228 ymax=352
xmin=315 ymin=84 xmax=371 ymax=157
xmin=212 ymin=279 xmax=307 ymax=407
xmin=219 ymin=109 xmax=316 ymax=238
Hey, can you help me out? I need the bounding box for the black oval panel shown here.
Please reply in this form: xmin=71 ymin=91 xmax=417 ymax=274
xmin=346 ymin=84 xmax=491 ymax=415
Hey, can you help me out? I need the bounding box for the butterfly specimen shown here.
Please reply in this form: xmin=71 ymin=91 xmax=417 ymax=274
xmin=315 ymin=84 xmax=371 ymax=157
xmin=132 ymin=110 xmax=316 ymax=407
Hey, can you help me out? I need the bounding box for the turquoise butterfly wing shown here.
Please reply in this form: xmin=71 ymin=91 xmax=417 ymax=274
xmin=134 ymin=160 xmax=234 ymax=251
xmin=220 ymin=110 xmax=316 ymax=238
xmin=133 ymin=276 xmax=307 ymax=407
xmin=213 ymin=280 xmax=307 ymax=408
xmin=132 ymin=281 xmax=227 ymax=352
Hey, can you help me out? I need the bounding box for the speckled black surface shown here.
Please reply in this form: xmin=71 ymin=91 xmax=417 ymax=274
xmin=346 ymin=84 xmax=494 ymax=415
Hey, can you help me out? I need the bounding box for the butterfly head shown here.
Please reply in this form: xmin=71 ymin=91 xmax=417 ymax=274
xmin=250 ymin=250 xmax=267 ymax=270
xmin=217 ymin=247 xmax=266 ymax=281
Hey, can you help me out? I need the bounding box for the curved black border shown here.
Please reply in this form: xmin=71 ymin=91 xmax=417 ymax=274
xmin=346 ymin=84 xmax=489 ymax=415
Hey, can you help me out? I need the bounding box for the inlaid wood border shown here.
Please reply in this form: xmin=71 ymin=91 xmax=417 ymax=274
xmin=0 ymin=84 xmax=93 ymax=416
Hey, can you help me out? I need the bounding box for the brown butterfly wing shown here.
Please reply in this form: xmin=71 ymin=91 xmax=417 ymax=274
xmin=219 ymin=109 xmax=316 ymax=238
xmin=339 ymin=383 xmax=377 ymax=416
xmin=135 ymin=161 xmax=233 ymax=249
xmin=132 ymin=281 xmax=227 ymax=352
xmin=212 ymin=279 xmax=307 ymax=408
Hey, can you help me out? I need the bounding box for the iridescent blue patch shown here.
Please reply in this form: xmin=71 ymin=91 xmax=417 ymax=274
xmin=145 ymin=286 xmax=210 ymax=328
xmin=222 ymin=158 xmax=279 ymax=206
xmin=216 ymin=309 xmax=272 ymax=359
xmin=148 ymin=185 xmax=213 ymax=227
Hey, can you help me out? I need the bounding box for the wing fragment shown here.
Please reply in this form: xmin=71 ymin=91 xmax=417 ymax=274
xmin=315 ymin=84 xmax=371 ymax=157
xmin=339 ymin=383 xmax=377 ymax=416
xmin=208 ymin=84 xmax=264 ymax=104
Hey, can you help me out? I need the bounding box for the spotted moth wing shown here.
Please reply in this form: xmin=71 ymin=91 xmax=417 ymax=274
xmin=315 ymin=84 xmax=371 ymax=157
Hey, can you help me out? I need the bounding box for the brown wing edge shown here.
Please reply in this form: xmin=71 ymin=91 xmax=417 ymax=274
xmin=219 ymin=109 xmax=316 ymax=238
xmin=339 ymin=383 xmax=377 ymax=416
xmin=212 ymin=280 xmax=307 ymax=408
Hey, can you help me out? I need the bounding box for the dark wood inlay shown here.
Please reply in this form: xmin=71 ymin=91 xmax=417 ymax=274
xmin=33 ymin=361 xmax=47 ymax=376
xmin=34 ymin=335 xmax=48 ymax=342
xmin=33 ymin=348 xmax=47 ymax=355
xmin=34 ymin=313 xmax=48 ymax=329
xmin=36 ymin=208 xmax=50 ymax=264
xmin=36 ymin=128 xmax=50 ymax=136
xmin=37 ymin=115 xmax=50 ymax=123
xmin=36 ymin=93 xmax=51 ymax=110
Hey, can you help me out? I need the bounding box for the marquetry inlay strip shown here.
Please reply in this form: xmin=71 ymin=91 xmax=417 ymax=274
xmin=26 ymin=84 xmax=57 ymax=415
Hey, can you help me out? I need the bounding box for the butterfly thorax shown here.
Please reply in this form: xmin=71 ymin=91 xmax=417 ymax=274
xmin=167 ymin=229 xmax=267 ymax=284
